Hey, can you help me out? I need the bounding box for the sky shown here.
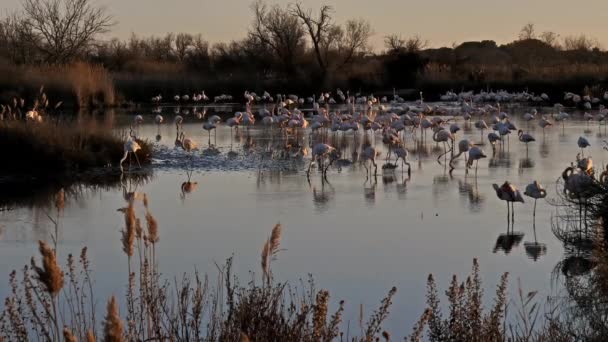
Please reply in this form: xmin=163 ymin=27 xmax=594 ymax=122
xmin=4 ymin=0 xmax=608 ymax=50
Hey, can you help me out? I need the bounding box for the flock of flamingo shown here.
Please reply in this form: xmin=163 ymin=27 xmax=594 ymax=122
xmin=120 ymin=89 xmax=608 ymax=231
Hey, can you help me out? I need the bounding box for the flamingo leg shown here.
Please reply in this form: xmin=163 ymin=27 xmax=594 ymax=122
xmin=134 ymin=152 xmax=141 ymax=168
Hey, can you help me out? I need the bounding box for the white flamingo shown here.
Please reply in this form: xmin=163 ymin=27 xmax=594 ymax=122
xmin=119 ymin=137 xmax=141 ymax=173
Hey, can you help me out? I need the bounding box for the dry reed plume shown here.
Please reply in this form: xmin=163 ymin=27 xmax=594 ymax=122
xmin=103 ymin=296 xmax=124 ymax=342
xmin=32 ymin=240 xmax=64 ymax=297
xmin=1 ymin=198 xmax=573 ymax=341
xmin=261 ymin=223 xmax=282 ymax=284
xmin=63 ymin=326 xmax=78 ymax=342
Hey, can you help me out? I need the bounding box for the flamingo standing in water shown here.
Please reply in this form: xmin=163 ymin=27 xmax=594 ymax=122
xmin=449 ymin=139 xmax=473 ymax=172
xmin=466 ymin=146 xmax=486 ymax=175
xmin=361 ymin=142 xmax=380 ymax=177
xmin=518 ymin=130 xmax=535 ymax=155
xmin=119 ymin=137 xmax=141 ymax=173
xmin=392 ymin=145 xmax=412 ymax=176
xmin=492 ymin=181 xmax=525 ymax=227
xmin=577 ymin=136 xmax=590 ymax=156
xmin=174 ymin=115 xmax=184 ymax=131
xmin=524 ymin=181 xmax=547 ymax=220
xmin=307 ymin=143 xmax=339 ymax=177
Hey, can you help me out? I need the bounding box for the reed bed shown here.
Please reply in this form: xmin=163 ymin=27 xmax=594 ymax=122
xmin=0 ymin=119 xmax=151 ymax=175
xmin=0 ymin=192 xmax=586 ymax=341
xmin=0 ymin=61 xmax=115 ymax=108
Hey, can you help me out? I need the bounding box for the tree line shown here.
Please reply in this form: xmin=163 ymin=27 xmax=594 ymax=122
xmin=1 ymin=0 xmax=607 ymax=96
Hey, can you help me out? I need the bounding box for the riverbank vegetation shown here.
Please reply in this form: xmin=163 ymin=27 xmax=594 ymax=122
xmin=1 ymin=0 xmax=608 ymax=108
xmin=2 ymin=189 xmax=608 ymax=341
xmin=0 ymin=119 xmax=151 ymax=175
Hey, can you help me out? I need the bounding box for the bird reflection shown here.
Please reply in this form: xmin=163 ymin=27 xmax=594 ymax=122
xmin=524 ymin=226 xmax=547 ymax=261
xmin=180 ymin=180 xmax=198 ymax=201
xmin=364 ymin=176 xmax=377 ymax=206
xmin=311 ymin=178 xmax=334 ymax=213
xmin=540 ymin=136 xmax=550 ymax=158
xmin=395 ymin=173 xmax=410 ymax=199
xmin=457 ymin=176 xmax=484 ymax=211
xmin=518 ymin=158 xmax=535 ymax=170
xmin=493 ymin=231 xmax=524 ymax=254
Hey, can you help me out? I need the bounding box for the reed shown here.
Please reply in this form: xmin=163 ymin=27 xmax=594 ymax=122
xmin=0 ymin=119 xmax=151 ymax=175
xmin=0 ymin=196 xmax=583 ymax=341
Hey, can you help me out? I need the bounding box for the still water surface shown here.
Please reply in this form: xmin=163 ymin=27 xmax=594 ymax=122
xmin=0 ymin=104 xmax=602 ymax=334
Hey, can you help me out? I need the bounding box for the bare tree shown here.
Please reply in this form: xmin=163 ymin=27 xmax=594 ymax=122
xmin=20 ymin=0 xmax=114 ymax=63
xmin=385 ymin=34 xmax=427 ymax=54
xmin=563 ymin=34 xmax=600 ymax=51
xmin=175 ymin=33 xmax=194 ymax=61
xmin=0 ymin=12 xmax=38 ymax=63
xmin=338 ymin=18 xmax=372 ymax=65
xmin=385 ymin=34 xmax=406 ymax=52
xmin=290 ymin=2 xmax=371 ymax=78
xmin=249 ymin=0 xmax=305 ymax=74
xmin=518 ymin=23 xmax=536 ymax=40
xmin=404 ymin=35 xmax=428 ymax=53
xmin=539 ymin=31 xmax=560 ymax=49
xmin=290 ymin=2 xmax=334 ymax=77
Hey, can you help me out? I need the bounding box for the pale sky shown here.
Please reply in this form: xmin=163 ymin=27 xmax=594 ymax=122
xmin=4 ymin=0 xmax=608 ymax=50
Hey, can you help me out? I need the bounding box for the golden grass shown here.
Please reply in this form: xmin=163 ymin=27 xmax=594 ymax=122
xmin=0 ymin=61 xmax=115 ymax=108
xmin=103 ymin=296 xmax=124 ymax=342
xmin=32 ymin=241 xmax=64 ymax=297
xmin=0 ymin=119 xmax=151 ymax=175
xmin=2 ymin=194 xmax=594 ymax=341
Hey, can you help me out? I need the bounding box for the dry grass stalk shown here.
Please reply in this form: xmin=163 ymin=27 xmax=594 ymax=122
xmin=55 ymin=188 xmax=65 ymax=212
xmin=261 ymin=223 xmax=282 ymax=283
xmin=32 ymin=240 xmax=64 ymax=297
xmin=87 ymin=329 xmax=96 ymax=342
xmin=121 ymin=203 xmax=136 ymax=257
xmin=63 ymin=326 xmax=77 ymax=342
xmin=103 ymin=296 xmax=124 ymax=342
xmin=313 ymin=290 xmax=329 ymax=340
xmin=145 ymin=211 xmax=158 ymax=244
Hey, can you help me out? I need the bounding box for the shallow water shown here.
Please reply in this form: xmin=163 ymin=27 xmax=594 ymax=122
xmin=0 ymin=103 xmax=604 ymax=335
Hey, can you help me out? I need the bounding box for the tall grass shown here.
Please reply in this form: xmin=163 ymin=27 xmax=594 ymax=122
xmin=0 ymin=193 xmax=584 ymax=341
xmin=0 ymin=119 xmax=151 ymax=175
xmin=0 ymin=61 xmax=115 ymax=108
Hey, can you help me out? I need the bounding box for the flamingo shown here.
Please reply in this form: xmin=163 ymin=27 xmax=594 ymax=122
xmin=203 ymin=120 xmax=217 ymax=145
xmin=538 ymin=116 xmax=552 ymax=133
xmin=433 ymin=129 xmax=454 ymax=161
xmin=577 ymin=136 xmax=590 ymax=156
xmin=119 ymin=137 xmax=141 ymax=173
xmin=474 ymin=119 xmax=488 ymax=142
xmin=466 ymin=146 xmax=486 ymax=175
xmin=449 ymin=139 xmax=472 ymax=172
xmin=174 ymin=115 xmax=184 ymax=131
xmin=492 ymin=181 xmax=524 ymax=226
xmin=361 ymin=143 xmax=380 ymax=177
xmin=523 ymin=181 xmax=547 ymax=220
xmin=518 ymin=130 xmax=535 ymax=154
xmin=393 ymin=145 xmax=412 ymax=176
xmin=307 ymin=143 xmax=339 ymax=177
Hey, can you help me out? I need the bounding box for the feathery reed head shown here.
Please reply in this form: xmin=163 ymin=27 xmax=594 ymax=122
xmin=63 ymin=326 xmax=77 ymax=342
xmin=121 ymin=202 xmax=136 ymax=257
xmin=143 ymin=193 xmax=149 ymax=208
xmin=261 ymin=222 xmax=283 ymax=281
xmin=55 ymin=188 xmax=65 ymax=212
xmin=33 ymin=240 xmax=64 ymax=296
xmin=145 ymin=210 xmax=159 ymax=244
xmin=103 ymin=296 xmax=124 ymax=342
xmin=87 ymin=329 xmax=96 ymax=342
